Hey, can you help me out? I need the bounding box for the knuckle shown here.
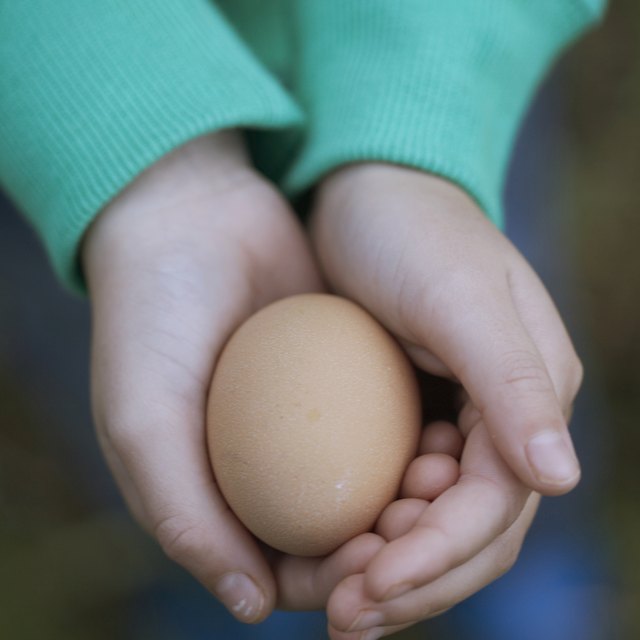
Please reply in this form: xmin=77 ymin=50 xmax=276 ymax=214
xmin=154 ymin=513 xmax=207 ymax=563
xmin=568 ymin=353 xmax=585 ymax=398
xmin=497 ymin=349 xmax=552 ymax=396
xmin=555 ymin=351 xmax=584 ymax=412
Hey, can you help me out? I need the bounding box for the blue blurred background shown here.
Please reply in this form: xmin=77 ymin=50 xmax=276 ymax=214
xmin=1 ymin=3 xmax=637 ymax=639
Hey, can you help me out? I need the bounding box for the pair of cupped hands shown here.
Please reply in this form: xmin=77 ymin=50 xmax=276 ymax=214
xmin=82 ymin=130 xmax=582 ymax=640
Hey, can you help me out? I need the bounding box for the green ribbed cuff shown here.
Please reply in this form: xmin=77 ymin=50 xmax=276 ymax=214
xmin=0 ymin=0 xmax=303 ymax=292
xmin=283 ymin=0 xmax=605 ymax=225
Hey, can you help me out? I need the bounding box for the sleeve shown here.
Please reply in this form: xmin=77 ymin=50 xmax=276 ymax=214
xmin=0 ymin=0 xmax=303 ymax=291
xmin=282 ymin=0 xmax=607 ymax=226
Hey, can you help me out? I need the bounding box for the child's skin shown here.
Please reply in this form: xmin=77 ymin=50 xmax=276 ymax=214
xmin=82 ymin=130 xmax=582 ymax=639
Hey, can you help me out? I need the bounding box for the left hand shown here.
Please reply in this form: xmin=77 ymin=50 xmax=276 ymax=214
xmin=307 ymin=163 xmax=582 ymax=638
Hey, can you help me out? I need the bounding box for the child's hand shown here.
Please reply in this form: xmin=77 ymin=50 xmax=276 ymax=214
xmin=309 ymin=163 xmax=582 ymax=638
xmin=326 ymin=422 xmax=539 ymax=639
xmin=273 ymin=419 xmax=462 ymax=612
xmin=80 ymin=131 xmax=339 ymax=623
xmin=80 ymin=134 xmax=468 ymax=624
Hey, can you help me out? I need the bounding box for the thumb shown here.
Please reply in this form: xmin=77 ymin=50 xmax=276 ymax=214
xmin=412 ymin=282 xmax=581 ymax=496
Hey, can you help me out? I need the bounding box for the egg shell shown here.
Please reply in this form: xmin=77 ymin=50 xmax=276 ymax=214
xmin=207 ymin=293 xmax=420 ymax=556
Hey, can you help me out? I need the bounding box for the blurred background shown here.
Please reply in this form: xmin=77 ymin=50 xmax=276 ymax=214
xmin=1 ymin=2 xmax=638 ymax=638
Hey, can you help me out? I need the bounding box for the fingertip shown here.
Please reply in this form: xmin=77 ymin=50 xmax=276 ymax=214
xmin=419 ymin=420 xmax=464 ymax=458
xmin=275 ymin=532 xmax=385 ymax=611
xmin=363 ymin=535 xmax=419 ymax=602
xmin=151 ymin=507 xmax=278 ymax=623
xmin=351 ymin=532 xmax=388 ymax=559
xmin=331 ymin=532 xmax=387 ymax=573
xmin=375 ymin=498 xmax=428 ymax=541
xmin=532 ymin=469 xmax=582 ymax=497
xmin=327 ymin=573 xmax=368 ymax=631
xmin=214 ymin=571 xmax=273 ymax=624
xmin=524 ymin=430 xmax=581 ymax=495
xmin=401 ymin=453 xmax=460 ymax=501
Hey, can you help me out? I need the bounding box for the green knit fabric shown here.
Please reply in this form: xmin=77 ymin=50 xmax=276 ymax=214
xmin=282 ymin=0 xmax=606 ymax=221
xmin=0 ymin=0 xmax=303 ymax=290
xmin=0 ymin=0 xmax=605 ymax=291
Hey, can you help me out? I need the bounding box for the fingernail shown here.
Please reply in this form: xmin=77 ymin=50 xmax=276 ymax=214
xmin=361 ymin=628 xmax=384 ymax=640
xmin=382 ymin=581 xmax=412 ymax=601
xmin=215 ymin=572 xmax=264 ymax=622
xmin=526 ymin=432 xmax=580 ymax=486
xmin=348 ymin=609 xmax=385 ymax=632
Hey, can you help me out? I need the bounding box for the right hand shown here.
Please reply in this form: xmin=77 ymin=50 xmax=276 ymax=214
xmin=308 ymin=164 xmax=581 ymax=638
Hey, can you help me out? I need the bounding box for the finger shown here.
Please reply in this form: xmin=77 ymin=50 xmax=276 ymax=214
xmin=309 ymin=169 xmax=579 ymax=494
xmin=328 ymin=619 xmax=413 ymax=640
xmin=87 ymin=242 xmax=281 ymax=623
xmin=398 ymin=338 xmax=455 ymax=379
xmin=274 ymin=533 xmax=385 ymax=610
xmin=326 ymin=575 xmax=427 ymax=639
xmin=508 ymin=263 xmax=584 ymax=414
xmin=375 ymin=499 xmax=429 ymax=541
xmin=400 ymin=453 xmax=460 ymax=500
xmin=363 ymin=422 xmax=530 ymax=601
xmin=418 ymin=420 xmax=464 ymax=458
xmin=412 ymin=278 xmax=580 ymax=495
xmin=98 ymin=391 xmax=276 ymax=622
xmin=329 ymin=493 xmax=539 ymax=633
xmin=327 ymin=575 xmax=371 ymax=637
xmin=100 ymin=421 xmax=273 ymax=621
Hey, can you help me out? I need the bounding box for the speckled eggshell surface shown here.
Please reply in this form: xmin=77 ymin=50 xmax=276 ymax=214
xmin=206 ymin=294 xmax=420 ymax=557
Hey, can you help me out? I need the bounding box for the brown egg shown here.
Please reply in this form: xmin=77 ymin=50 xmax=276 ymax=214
xmin=206 ymin=294 xmax=420 ymax=556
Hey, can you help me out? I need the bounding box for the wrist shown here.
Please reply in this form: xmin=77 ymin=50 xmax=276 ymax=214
xmin=80 ymin=131 xmax=259 ymax=290
xmin=319 ymin=163 xmax=470 ymax=202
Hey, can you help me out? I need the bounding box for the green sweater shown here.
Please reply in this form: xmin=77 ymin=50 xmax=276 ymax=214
xmin=0 ymin=0 xmax=605 ymax=291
